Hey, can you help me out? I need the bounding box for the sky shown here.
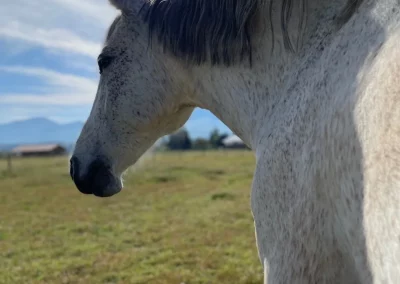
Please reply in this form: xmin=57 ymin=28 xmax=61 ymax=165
xmin=0 ymin=0 xmax=231 ymax=139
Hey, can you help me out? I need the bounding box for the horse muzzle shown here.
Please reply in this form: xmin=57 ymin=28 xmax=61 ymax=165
xmin=69 ymin=156 xmax=122 ymax=197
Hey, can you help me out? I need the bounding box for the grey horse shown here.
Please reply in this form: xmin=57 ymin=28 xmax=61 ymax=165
xmin=70 ymin=0 xmax=400 ymax=282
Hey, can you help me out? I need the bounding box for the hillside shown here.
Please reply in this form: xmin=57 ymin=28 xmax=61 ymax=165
xmin=0 ymin=118 xmax=84 ymax=146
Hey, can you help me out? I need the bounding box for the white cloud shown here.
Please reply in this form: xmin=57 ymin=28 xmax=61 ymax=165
xmin=62 ymin=58 xmax=98 ymax=73
xmin=0 ymin=0 xmax=118 ymax=58
xmin=0 ymin=94 xmax=94 ymax=105
xmin=52 ymin=0 xmax=118 ymax=24
xmin=0 ymin=23 xmax=101 ymax=58
xmin=0 ymin=93 xmax=94 ymax=106
xmin=0 ymin=66 xmax=97 ymax=92
xmin=0 ymin=66 xmax=98 ymax=105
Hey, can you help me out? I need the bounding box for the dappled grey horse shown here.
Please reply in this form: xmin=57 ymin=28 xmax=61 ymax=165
xmin=70 ymin=0 xmax=400 ymax=282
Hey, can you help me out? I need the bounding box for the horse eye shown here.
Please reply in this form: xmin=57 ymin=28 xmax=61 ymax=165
xmin=98 ymin=56 xmax=114 ymax=74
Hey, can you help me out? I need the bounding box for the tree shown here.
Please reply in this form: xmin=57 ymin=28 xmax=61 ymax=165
xmin=209 ymin=128 xmax=229 ymax=149
xmin=216 ymin=133 xmax=229 ymax=148
xmin=209 ymin=129 xmax=220 ymax=148
xmin=192 ymin=138 xmax=211 ymax=150
xmin=166 ymin=128 xmax=192 ymax=150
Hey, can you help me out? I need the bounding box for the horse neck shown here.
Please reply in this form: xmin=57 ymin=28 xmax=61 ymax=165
xmin=191 ymin=0 xmax=361 ymax=150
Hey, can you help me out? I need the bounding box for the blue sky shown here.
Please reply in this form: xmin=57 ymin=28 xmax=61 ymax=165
xmin=0 ymin=0 xmax=231 ymax=139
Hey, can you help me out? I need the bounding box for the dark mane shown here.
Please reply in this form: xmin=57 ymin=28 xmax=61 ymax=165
xmin=141 ymin=0 xmax=258 ymax=66
xmin=140 ymin=0 xmax=363 ymax=66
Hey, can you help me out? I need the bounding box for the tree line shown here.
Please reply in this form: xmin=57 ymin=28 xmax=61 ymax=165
xmin=160 ymin=128 xmax=230 ymax=151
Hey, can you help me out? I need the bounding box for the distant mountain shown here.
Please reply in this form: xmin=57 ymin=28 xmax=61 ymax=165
xmin=0 ymin=118 xmax=84 ymax=145
xmin=0 ymin=114 xmax=233 ymax=152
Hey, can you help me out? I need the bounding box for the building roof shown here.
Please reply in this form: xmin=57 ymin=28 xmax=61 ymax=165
xmin=222 ymin=135 xmax=245 ymax=146
xmin=11 ymin=144 xmax=65 ymax=154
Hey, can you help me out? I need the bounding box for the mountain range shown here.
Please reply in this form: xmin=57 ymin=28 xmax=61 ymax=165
xmin=0 ymin=118 xmax=84 ymax=150
xmin=0 ymin=116 xmax=233 ymax=152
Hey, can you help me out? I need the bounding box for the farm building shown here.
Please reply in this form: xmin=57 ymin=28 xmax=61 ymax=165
xmin=221 ymin=135 xmax=248 ymax=149
xmin=11 ymin=144 xmax=67 ymax=157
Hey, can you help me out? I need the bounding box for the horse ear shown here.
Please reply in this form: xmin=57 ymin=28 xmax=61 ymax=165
xmin=109 ymin=0 xmax=135 ymax=12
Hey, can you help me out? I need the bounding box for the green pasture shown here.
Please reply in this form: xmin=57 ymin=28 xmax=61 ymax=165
xmin=0 ymin=151 xmax=263 ymax=284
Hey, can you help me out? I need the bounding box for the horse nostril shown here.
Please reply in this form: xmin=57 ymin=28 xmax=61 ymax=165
xmin=69 ymin=156 xmax=80 ymax=182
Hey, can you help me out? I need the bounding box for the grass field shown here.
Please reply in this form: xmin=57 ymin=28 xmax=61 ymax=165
xmin=0 ymin=151 xmax=263 ymax=284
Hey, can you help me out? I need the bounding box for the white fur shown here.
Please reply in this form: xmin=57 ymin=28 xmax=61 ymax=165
xmin=73 ymin=0 xmax=400 ymax=282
